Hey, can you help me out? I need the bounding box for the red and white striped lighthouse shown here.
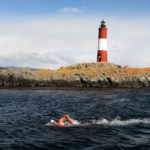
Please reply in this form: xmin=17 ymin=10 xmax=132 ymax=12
xmin=97 ymin=20 xmax=108 ymax=62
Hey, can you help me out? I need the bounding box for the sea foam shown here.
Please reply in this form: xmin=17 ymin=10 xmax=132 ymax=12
xmin=46 ymin=118 xmax=150 ymax=127
xmin=92 ymin=118 xmax=150 ymax=126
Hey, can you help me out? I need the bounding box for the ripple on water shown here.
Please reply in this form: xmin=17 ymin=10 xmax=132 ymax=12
xmin=0 ymin=89 xmax=150 ymax=150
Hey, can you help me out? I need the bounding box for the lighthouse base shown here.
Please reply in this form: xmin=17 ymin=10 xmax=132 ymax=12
xmin=97 ymin=50 xmax=107 ymax=62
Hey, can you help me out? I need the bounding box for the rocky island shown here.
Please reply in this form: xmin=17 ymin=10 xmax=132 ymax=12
xmin=0 ymin=62 xmax=150 ymax=88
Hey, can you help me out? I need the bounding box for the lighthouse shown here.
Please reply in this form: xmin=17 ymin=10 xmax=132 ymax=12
xmin=97 ymin=20 xmax=108 ymax=62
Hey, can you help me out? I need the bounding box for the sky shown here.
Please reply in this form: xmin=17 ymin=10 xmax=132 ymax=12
xmin=0 ymin=0 xmax=150 ymax=69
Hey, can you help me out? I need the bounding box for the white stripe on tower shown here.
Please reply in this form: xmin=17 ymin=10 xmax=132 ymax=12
xmin=98 ymin=38 xmax=107 ymax=50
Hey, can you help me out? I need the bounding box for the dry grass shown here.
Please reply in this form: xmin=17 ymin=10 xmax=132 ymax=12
xmin=34 ymin=70 xmax=54 ymax=78
xmin=34 ymin=64 xmax=150 ymax=78
xmin=124 ymin=68 xmax=150 ymax=74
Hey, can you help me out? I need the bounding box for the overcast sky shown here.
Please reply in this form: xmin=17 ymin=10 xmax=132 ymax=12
xmin=0 ymin=0 xmax=150 ymax=69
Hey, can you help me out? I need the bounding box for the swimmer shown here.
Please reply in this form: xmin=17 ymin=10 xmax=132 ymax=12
xmin=50 ymin=114 xmax=74 ymax=126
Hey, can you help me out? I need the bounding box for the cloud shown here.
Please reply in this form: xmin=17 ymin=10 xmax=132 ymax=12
xmin=0 ymin=52 xmax=76 ymax=69
xmin=108 ymin=19 xmax=150 ymax=67
xmin=0 ymin=17 xmax=150 ymax=69
xmin=60 ymin=7 xmax=82 ymax=13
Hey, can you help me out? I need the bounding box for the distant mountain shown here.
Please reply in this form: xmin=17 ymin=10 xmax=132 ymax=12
xmin=5 ymin=66 xmax=37 ymax=70
xmin=0 ymin=66 xmax=37 ymax=70
xmin=0 ymin=67 xmax=7 ymax=69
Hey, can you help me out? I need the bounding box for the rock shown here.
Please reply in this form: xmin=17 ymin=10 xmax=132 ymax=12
xmin=0 ymin=63 xmax=150 ymax=88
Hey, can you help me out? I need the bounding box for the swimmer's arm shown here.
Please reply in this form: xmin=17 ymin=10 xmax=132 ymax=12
xmin=58 ymin=115 xmax=66 ymax=123
xmin=53 ymin=121 xmax=59 ymax=126
xmin=65 ymin=114 xmax=74 ymax=124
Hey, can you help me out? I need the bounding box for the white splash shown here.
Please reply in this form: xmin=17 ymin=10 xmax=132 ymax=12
xmin=45 ymin=120 xmax=53 ymax=126
xmin=73 ymin=119 xmax=80 ymax=125
xmin=93 ymin=118 xmax=150 ymax=126
xmin=46 ymin=118 xmax=150 ymax=127
xmin=45 ymin=119 xmax=80 ymax=126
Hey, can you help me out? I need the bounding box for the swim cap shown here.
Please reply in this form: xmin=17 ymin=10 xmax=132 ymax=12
xmin=50 ymin=120 xmax=55 ymax=123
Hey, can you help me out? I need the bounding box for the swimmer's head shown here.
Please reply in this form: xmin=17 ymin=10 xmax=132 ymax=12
xmin=50 ymin=120 xmax=55 ymax=123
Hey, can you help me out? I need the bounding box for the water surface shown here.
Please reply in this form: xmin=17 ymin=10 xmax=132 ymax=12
xmin=0 ymin=88 xmax=150 ymax=150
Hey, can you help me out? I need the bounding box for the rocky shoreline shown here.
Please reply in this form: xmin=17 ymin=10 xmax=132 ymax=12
xmin=0 ymin=62 xmax=150 ymax=88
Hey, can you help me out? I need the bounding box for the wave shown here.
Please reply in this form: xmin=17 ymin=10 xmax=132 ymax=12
xmin=92 ymin=118 xmax=150 ymax=126
xmin=111 ymin=98 xmax=129 ymax=103
xmin=46 ymin=118 xmax=150 ymax=127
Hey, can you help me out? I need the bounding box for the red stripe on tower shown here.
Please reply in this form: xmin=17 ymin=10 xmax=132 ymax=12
xmin=97 ymin=20 xmax=108 ymax=62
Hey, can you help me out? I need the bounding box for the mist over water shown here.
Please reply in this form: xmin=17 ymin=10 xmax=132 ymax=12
xmin=0 ymin=88 xmax=150 ymax=150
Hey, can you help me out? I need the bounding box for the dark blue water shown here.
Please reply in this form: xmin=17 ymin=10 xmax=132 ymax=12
xmin=0 ymin=88 xmax=150 ymax=150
